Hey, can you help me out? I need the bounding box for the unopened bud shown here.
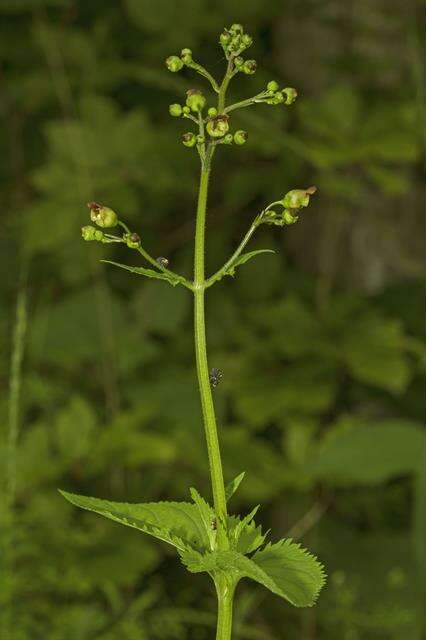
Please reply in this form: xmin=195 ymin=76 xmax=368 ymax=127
xmin=283 ymin=210 xmax=298 ymax=225
xmin=182 ymin=132 xmax=197 ymax=147
xmin=206 ymin=115 xmax=230 ymax=138
xmin=181 ymin=48 xmax=193 ymax=64
xmin=186 ymin=89 xmax=206 ymax=113
xmin=220 ymin=31 xmax=231 ymax=47
xmin=234 ymin=130 xmax=248 ymax=146
xmin=87 ymin=202 xmax=118 ymax=228
xmin=267 ymin=80 xmax=280 ymax=92
xmin=81 ymin=225 xmax=104 ymax=242
xmin=234 ymin=56 xmax=244 ymax=69
xmin=166 ymin=55 xmax=183 ymax=72
xmin=241 ymin=34 xmax=253 ymax=49
xmin=208 ymin=107 xmax=218 ymax=118
xmin=169 ymin=103 xmax=183 ymax=117
xmin=182 ymin=106 xmax=190 ymax=115
xmin=223 ymin=133 xmax=234 ymax=144
xmin=282 ymin=87 xmax=298 ymax=105
xmin=125 ymin=232 xmax=141 ymax=249
xmin=242 ymin=60 xmax=257 ymax=75
xmin=230 ymin=24 xmax=244 ymax=34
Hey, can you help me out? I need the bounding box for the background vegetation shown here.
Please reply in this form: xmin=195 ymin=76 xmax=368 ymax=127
xmin=1 ymin=1 xmax=426 ymax=638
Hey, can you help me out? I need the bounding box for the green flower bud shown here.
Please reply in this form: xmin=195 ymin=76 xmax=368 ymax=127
xmin=223 ymin=133 xmax=234 ymax=144
xmin=186 ymin=89 xmax=206 ymax=113
xmin=282 ymin=186 xmax=317 ymax=209
xmin=81 ymin=225 xmax=104 ymax=242
xmin=234 ymin=56 xmax=244 ymax=69
xmin=87 ymin=202 xmax=118 ymax=228
xmin=282 ymin=87 xmax=298 ymax=105
xmin=166 ymin=55 xmax=183 ymax=72
xmin=242 ymin=60 xmax=257 ymax=75
xmin=241 ymin=34 xmax=253 ymax=49
xmin=182 ymin=106 xmax=190 ymax=115
xmin=169 ymin=103 xmax=183 ymax=117
xmin=230 ymin=23 xmax=244 ymax=34
xmin=220 ymin=31 xmax=231 ymax=47
xmin=234 ymin=130 xmax=248 ymax=145
xmin=196 ymin=134 xmax=205 ymax=144
xmin=181 ymin=48 xmax=193 ymax=64
xmin=182 ymin=132 xmax=197 ymax=147
xmin=266 ymin=91 xmax=284 ymax=105
xmin=283 ymin=210 xmax=298 ymax=225
xmin=207 ymin=107 xmax=218 ymax=118
xmin=124 ymin=232 xmax=141 ymax=249
xmin=267 ymin=80 xmax=280 ymax=92
xmin=206 ymin=115 xmax=230 ymax=138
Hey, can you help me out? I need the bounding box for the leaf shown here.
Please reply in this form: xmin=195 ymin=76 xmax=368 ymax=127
xmin=225 ymin=472 xmax=246 ymax=502
xmin=102 ymin=260 xmax=183 ymax=286
xmin=311 ymin=420 xmax=426 ymax=485
xmin=227 ymin=515 xmax=267 ymax=554
xmin=189 ymin=488 xmax=216 ymax=551
xmin=60 ymin=491 xmax=210 ymax=552
xmin=223 ymin=250 xmax=275 ymax=278
xmin=180 ymin=538 xmax=326 ymax=607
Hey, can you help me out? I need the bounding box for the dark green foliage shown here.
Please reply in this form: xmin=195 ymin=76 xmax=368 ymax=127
xmin=1 ymin=1 xmax=425 ymax=639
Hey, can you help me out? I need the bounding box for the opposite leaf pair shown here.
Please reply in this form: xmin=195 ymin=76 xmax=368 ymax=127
xmin=60 ymin=478 xmax=325 ymax=608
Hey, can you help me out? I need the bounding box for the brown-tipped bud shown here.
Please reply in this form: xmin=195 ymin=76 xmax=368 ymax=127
xmin=87 ymin=202 xmax=118 ymax=228
xmin=206 ymin=115 xmax=230 ymax=138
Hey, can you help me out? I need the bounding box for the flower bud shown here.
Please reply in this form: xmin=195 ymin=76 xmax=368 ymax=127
xmin=182 ymin=132 xmax=197 ymax=147
xmin=87 ymin=202 xmax=118 ymax=228
xmin=267 ymin=92 xmax=284 ymax=105
xmin=242 ymin=60 xmax=257 ymax=75
xmin=234 ymin=56 xmax=244 ymax=69
xmin=81 ymin=225 xmax=104 ymax=241
xmin=196 ymin=134 xmax=205 ymax=144
xmin=182 ymin=106 xmax=190 ymax=115
xmin=220 ymin=31 xmax=231 ymax=47
xmin=282 ymin=87 xmax=298 ymax=105
xmin=166 ymin=55 xmax=183 ymax=72
xmin=282 ymin=186 xmax=317 ymax=210
xmin=206 ymin=115 xmax=230 ymax=138
xmin=181 ymin=48 xmax=193 ymax=64
xmin=230 ymin=23 xmax=244 ymax=34
xmin=186 ymin=89 xmax=206 ymax=113
xmin=267 ymin=80 xmax=280 ymax=92
xmin=208 ymin=107 xmax=218 ymax=118
xmin=241 ymin=34 xmax=253 ymax=49
xmin=283 ymin=210 xmax=298 ymax=225
xmin=234 ymin=130 xmax=248 ymax=145
xmin=169 ymin=103 xmax=183 ymax=117
xmin=223 ymin=134 xmax=234 ymax=144
xmin=125 ymin=232 xmax=141 ymax=249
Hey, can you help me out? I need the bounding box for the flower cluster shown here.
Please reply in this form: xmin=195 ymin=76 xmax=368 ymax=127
xmin=219 ymin=23 xmax=253 ymax=59
xmin=259 ymin=187 xmax=317 ymax=226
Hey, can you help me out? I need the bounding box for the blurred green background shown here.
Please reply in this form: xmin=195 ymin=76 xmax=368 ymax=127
xmin=1 ymin=1 xmax=426 ymax=638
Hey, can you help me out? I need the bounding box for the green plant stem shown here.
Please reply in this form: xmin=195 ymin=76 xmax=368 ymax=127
xmin=193 ymin=163 xmax=228 ymax=522
xmin=205 ymin=220 xmax=259 ymax=288
xmin=215 ymin=579 xmax=236 ymax=640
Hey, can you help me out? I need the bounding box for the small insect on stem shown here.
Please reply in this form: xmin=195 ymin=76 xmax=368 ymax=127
xmin=156 ymin=256 xmax=170 ymax=268
xmin=209 ymin=368 xmax=223 ymax=389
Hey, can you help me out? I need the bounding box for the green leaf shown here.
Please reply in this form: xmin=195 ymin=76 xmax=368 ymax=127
xmin=189 ymin=487 xmax=216 ymax=550
xmin=223 ymin=250 xmax=275 ymax=278
xmin=225 ymin=471 xmax=246 ymax=502
xmin=102 ymin=260 xmax=183 ymax=286
xmin=227 ymin=515 xmax=267 ymax=554
xmin=60 ymin=491 xmax=210 ymax=551
xmin=311 ymin=420 xmax=426 ymax=484
xmin=180 ymin=538 xmax=326 ymax=607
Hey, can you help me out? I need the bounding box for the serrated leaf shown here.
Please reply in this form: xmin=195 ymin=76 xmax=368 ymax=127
xmin=227 ymin=515 xmax=267 ymax=554
xmin=189 ymin=487 xmax=216 ymax=550
xmin=180 ymin=539 xmax=326 ymax=607
xmin=222 ymin=250 xmax=275 ymax=279
xmin=225 ymin=471 xmax=246 ymax=502
xmin=60 ymin=491 xmax=209 ymax=551
xmin=102 ymin=260 xmax=183 ymax=286
xmin=251 ymin=540 xmax=326 ymax=607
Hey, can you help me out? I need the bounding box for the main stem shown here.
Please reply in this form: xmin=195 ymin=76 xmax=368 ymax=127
xmin=193 ymin=162 xmax=228 ymax=521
